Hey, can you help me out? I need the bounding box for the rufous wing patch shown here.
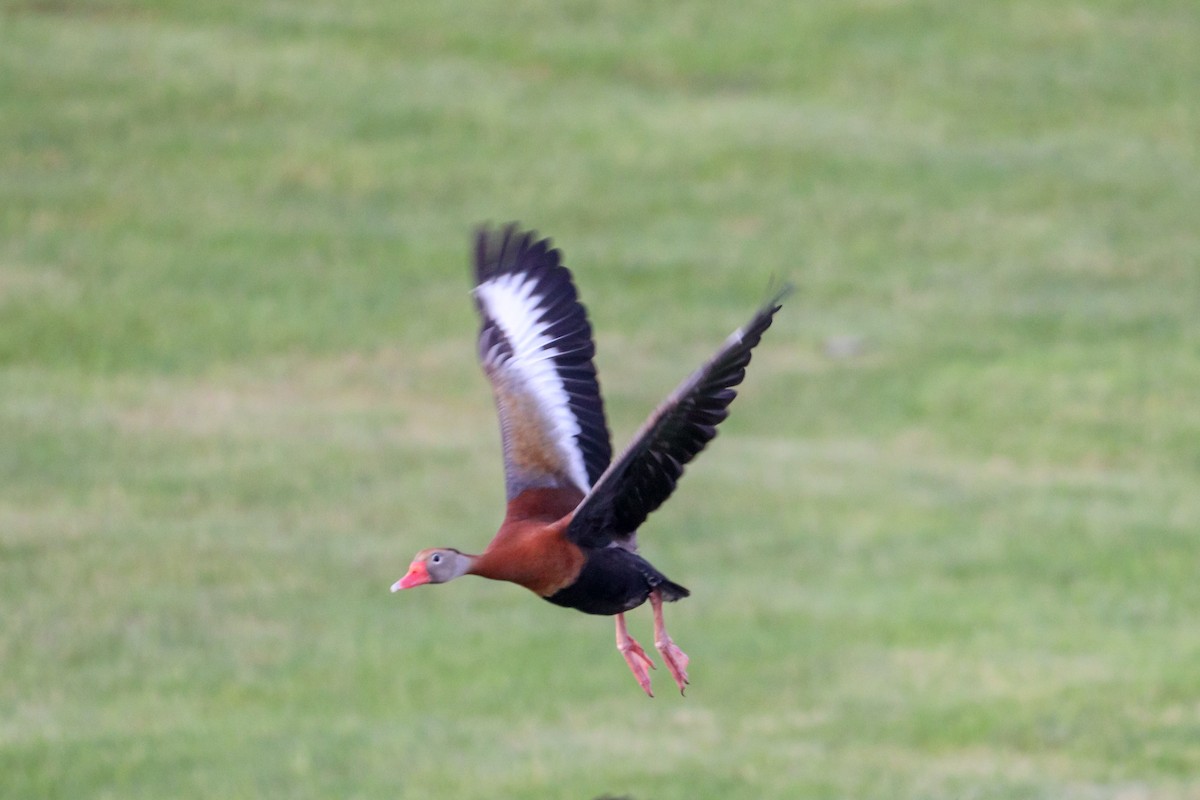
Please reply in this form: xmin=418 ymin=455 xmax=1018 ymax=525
xmin=493 ymin=379 xmax=577 ymax=487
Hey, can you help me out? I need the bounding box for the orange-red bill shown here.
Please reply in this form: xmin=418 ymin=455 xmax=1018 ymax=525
xmin=391 ymin=561 xmax=430 ymax=592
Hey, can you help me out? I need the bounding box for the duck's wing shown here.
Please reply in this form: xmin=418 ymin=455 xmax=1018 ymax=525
xmin=567 ymin=288 xmax=789 ymax=549
xmin=473 ymin=224 xmax=613 ymax=505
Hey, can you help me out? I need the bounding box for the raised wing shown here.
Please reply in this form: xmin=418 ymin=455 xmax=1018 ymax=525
xmin=567 ymin=287 xmax=789 ymax=548
xmin=473 ymin=224 xmax=613 ymax=502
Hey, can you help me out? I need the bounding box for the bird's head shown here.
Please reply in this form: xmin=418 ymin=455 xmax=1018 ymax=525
xmin=391 ymin=548 xmax=472 ymax=592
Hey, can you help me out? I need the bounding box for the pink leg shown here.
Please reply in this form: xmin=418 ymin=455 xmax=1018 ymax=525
xmin=616 ymin=612 xmax=656 ymax=697
xmin=651 ymin=590 xmax=690 ymax=695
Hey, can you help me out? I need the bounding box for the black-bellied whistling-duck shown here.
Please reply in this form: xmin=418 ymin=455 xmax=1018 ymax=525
xmin=393 ymin=224 xmax=788 ymax=696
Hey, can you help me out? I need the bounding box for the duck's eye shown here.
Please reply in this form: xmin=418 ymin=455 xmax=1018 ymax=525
xmin=431 ymin=553 xmax=443 ymax=565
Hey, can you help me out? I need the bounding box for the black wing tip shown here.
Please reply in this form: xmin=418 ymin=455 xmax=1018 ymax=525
xmin=473 ymin=222 xmax=562 ymax=285
xmin=733 ymin=281 xmax=791 ymax=349
xmin=763 ymin=279 xmax=795 ymax=314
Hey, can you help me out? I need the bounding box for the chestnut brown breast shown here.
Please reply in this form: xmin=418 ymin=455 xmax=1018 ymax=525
xmin=470 ymin=487 xmax=587 ymax=597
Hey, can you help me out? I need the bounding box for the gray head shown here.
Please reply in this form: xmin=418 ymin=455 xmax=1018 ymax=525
xmin=391 ymin=548 xmax=473 ymax=591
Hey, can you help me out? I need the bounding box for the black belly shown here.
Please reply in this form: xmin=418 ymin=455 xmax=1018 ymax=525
xmin=544 ymin=547 xmax=690 ymax=616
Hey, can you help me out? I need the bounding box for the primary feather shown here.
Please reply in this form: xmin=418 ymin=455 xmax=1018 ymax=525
xmin=568 ymin=287 xmax=790 ymax=549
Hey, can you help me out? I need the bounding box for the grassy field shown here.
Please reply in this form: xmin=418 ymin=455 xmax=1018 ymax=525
xmin=3 ymin=0 xmax=1199 ymax=797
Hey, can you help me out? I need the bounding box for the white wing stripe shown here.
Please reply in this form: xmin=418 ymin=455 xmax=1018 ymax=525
xmin=474 ymin=272 xmax=592 ymax=492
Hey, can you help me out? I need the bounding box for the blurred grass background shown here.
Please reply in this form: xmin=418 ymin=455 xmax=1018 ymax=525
xmin=2 ymin=0 xmax=1199 ymax=797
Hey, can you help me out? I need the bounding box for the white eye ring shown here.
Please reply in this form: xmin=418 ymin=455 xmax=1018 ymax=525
xmin=431 ymin=553 xmax=443 ymax=565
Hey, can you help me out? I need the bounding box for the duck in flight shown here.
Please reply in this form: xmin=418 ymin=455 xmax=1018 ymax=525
xmin=393 ymin=224 xmax=788 ymax=696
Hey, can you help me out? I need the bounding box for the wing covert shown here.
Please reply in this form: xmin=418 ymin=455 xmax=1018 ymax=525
xmin=473 ymin=224 xmax=613 ymax=502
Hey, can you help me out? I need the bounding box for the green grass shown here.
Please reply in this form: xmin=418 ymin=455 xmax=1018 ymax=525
xmin=3 ymin=0 xmax=1199 ymax=797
